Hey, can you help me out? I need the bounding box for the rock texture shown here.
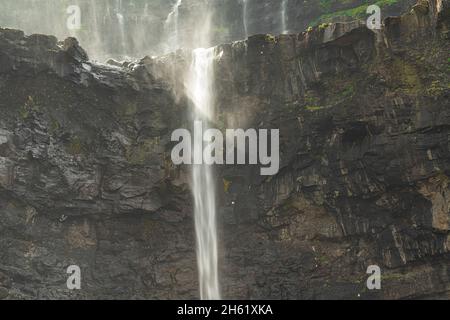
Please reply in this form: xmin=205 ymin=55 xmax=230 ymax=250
xmin=0 ymin=29 xmax=196 ymax=299
xmin=0 ymin=0 xmax=449 ymax=299
xmin=211 ymin=0 xmax=450 ymax=299
xmin=0 ymin=0 xmax=417 ymax=59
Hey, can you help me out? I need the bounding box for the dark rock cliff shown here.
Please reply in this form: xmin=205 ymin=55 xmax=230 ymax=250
xmin=0 ymin=0 xmax=418 ymax=59
xmin=211 ymin=0 xmax=450 ymax=299
xmin=0 ymin=0 xmax=449 ymax=299
xmin=0 ymin=32 xmax=195 ymax=299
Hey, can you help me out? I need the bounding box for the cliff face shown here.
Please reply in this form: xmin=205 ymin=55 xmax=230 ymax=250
xmin=211 ymin=0 xmax=450 ymax=299
xmin=0 ymin=0 xmax=417 ymax=59
xmin=0 ymin=0 xmax=449 ymax=299
xmin=0 ymin=32 xmax=197 ymax=299
xmin=228 ymin=0 xmax=418 ymax=35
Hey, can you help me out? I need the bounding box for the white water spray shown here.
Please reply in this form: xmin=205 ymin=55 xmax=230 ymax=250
xmin=90 ymin=1 xmax=104 ymax=59
xmin=242 ymin=0 xmax=249 ymax=38
xmin=116 ymin=4 xmax=126 ymax=55
xmin=186 ymin=47 xmax=220 ymax=300
xmin=164 ymin=0 xmax=183 ymax=52
xmin=183 ymin=3 xmax=220 ymax=299
xmin=281 ymin=0 xmax=288 ymax=34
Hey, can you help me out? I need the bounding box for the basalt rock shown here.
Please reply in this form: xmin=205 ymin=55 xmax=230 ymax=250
xmin=0 ymin=0 xmax=419 ymax=60
xmin=0 ymin=0 xmax=449 ymax=300
xmin=211 ymin=0 xmax=450 ymax=299
xmin=0 ymin=26 xmax=196 ymax=299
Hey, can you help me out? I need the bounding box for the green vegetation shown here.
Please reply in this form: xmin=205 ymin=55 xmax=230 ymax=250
xmin=223 ymin=178 xmax=232 ymax=193
xmin=67 ymin=136 xmax=84 ymax=155
xmin=318 ymin=22 xmax=332 ymax=30
xmin=125 ymin=138 xmax=160 ymax=165
xmin=319 ymin=0 xmax=333 ymax=12
xmin=306 ymin=105 xmax=325 ymax=111
xmin=427 ymin=80 xmax=446 ymax=96
xmin=304 ymin=90 xmax=323 ymax=111
xmin=304 ymin=73 xmax=361 ymax=112
xmin=19 ymin=95 xmax=38 ymax=119
xmin=49 ymin=118 xmax=61 ymax=134
xmin=265 ymin=34 xmax=276 ymax=43
xmin=391 ymin=58 xmax=422 ymax=93
xmin=341 ymin=84 xmax=355 ymax=98
xmin=311 ymin=0 xmax=400 ymax=26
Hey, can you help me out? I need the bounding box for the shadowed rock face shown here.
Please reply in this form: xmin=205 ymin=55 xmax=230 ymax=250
xmin=0 ymin=0 xmax=449 ymax=299
xmin=0 ymin=29 xmax=197 ymax=299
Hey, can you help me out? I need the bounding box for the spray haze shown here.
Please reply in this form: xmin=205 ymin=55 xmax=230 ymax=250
xmin=182 ymin=2 xmax=221 ymax=300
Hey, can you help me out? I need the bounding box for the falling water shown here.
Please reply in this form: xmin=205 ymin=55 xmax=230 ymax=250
xmin=90 ymin=1 xmax=103 ymax=60
xmin=116 ymin=13 xmax=126 ymax=53
xmin=184 ymin=4 xmax=220 ymax=300
xmin=242 ymin=0 xmax=249 ymax=38
xmin=281 ymin=0 xmax=288 ymax=34
xmin=115 ymin=0 xmax=127 ymax=56
xmin=186 ymin=48 xmax=220 ymax=300
xmin=1 ymin=0 xmax=221 ymax=299
xmin=164 ymin=0 xmax=183 ymax=52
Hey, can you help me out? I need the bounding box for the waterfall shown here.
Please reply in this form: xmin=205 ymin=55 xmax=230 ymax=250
xmin=2 ymin=0 xmax=223 ymax=299
xmin=183 ymin=3 xmax=220 ymax=300
xmin=242 ymin=0 xmax=249 ymax=38
xmin=187 ymin=48 xmax=220 ymax=300
xmin=115 ymin=0 xmax=127 ymax=56
xmin=90 ymin=1 xmax=104 ymax=60
xmin=116 ymin=13 xmax=126 ymax=54
xmin=281 ymin=0 xmax=288 ymax=34
xmin=164 ymin=0 xmax=183 ymax=53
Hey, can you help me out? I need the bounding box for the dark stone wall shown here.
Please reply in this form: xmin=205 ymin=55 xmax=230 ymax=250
xmin=0 ymin=0 xmax=449 ymax=299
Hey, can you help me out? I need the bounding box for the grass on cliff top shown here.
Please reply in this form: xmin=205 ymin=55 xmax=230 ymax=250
xmin=311 ymin=0 xmax=399 ymax=26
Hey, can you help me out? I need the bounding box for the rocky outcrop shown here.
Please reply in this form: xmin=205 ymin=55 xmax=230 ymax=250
xmin=0 ymin=0 xmax=418 ymax=60
xmin=208 ymin=0 xmax=450 ymax=299
xmin=0 ymin=0 xmax=449 ymax=299
xmin=0 ymin=27 xmax=197 ymax=299
xmin=211 ymin=0 xmax=450 ymax=299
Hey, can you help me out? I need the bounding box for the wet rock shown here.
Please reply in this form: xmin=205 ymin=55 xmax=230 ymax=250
xmin=62 ymin=37 xmax=89 ymax=62
xmin=0 ymin=0 xmax=449 ymax=300
xmin=0 ymin=287 xmax=9 ymax=299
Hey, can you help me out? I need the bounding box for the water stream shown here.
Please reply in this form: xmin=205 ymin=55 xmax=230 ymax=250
xmin=164 ymin=0 xmax=183 ymax=53
xmin=242 ymin=0 xmax=249 ymax=38
xmin=185 ymin=1 xmax=220 ymax=299
xmin=4 ymin=0 xmax=225 ymax=300
xmin=281 ymin=0 xmax=288 ymax=34
xmin=186 ymin=47 xmax=220 ymax=300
